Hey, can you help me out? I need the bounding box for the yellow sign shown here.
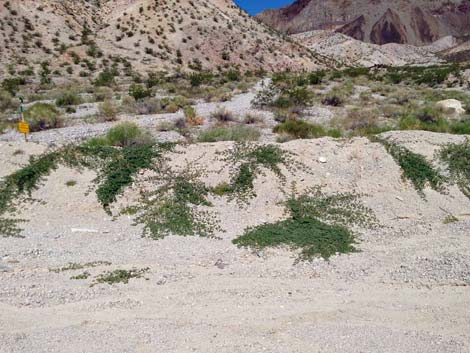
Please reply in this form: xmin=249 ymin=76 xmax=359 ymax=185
xmin=18 ymin=122 xmax=30 ymax=134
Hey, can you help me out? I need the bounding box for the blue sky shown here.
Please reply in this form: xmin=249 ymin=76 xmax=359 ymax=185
xmin=234 ymin=0 xmax=295 ymax=15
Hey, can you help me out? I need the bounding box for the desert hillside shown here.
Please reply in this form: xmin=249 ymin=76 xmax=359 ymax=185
xmin=257 ymin=0 xmax=470 ymax=45
xmin=0 ymin=0 xmax=325 ymax=77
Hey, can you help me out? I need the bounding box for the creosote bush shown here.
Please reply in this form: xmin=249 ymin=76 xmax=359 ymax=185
xmin=274 ymin=120 xmax=341 ymax=140
xmin=198 ymin=126 xmax=260 ymax=143
xmin=55 ymin=91 xmax=81 ymax=107
xmin=24 ymin=103 xmax=63 ymax=132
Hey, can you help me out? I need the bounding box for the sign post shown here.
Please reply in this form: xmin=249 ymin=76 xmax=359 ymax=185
xmin=18 ymin=97 xmax=29 ymax=141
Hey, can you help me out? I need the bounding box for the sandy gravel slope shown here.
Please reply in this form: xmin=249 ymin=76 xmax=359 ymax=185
xmin=0 ymin=132 xmax=469 ymax=353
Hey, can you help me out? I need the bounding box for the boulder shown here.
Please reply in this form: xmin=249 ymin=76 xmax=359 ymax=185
xmin=435 ymin=99 xmax=465 ymax=119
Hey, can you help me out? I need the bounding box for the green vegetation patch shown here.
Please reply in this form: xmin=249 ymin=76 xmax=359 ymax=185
xmin=24 ymin=103 xmax=63 ymax=132
xmin=233 ymin=188 xmax=377 ymax=261
xmin=376 ymin=138 xmax=444 ymax=194
xmin=234 ymin=217 xmax=355 ymax=261
xmin=91 ymin=267 xmax=149 ymax=286
xmin=274 ymin=120 xmax=341 ymax=140
xmin=0 ymin=123 xmax=173 ymax=236
xmin=50 ymin=261 xmax=111 ymax=273
xmin=198 ymin=126 xmax=260 ymax=143
xmin=130 ymin=173 xmax=220 ymax=239
xmin=217 ymin=143 xmax=303 ymax=202
xmin=440 ymin=139 xmax=470 ymax=199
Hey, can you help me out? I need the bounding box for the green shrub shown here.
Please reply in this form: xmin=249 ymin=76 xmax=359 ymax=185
xmin=0 ymin=89 xmax=18 ymax=111
xmin=98 ymin=100 xmax=118 ymax=121
xmin=24 ymin=103 xmax=63 ymax=132
xmin=55 ymin=91 xmax=81 ymax=107
xmin=183 ymin=105 xmax=196 ymax=119
xmin=94 ymin=69 xmax=115 ymax=87
xmin=450 ymin=120 xmax=470 ymax=135
xmin=225 ymin=69 xmax=241 ymax=81
xmin=93 ymin=87 xmax=113 ymax=102
xmin=198 ymin=126 xmax=260 ymax=142
xmin=100 ymin=122 xmax=152 ymax=147
xmin=322 ymin=95 xmax=343 ymax=107
xmin=274 ymin=120 xmax=340 ymax=139
xmin=129 ymin=84 xmax=151 ymax=100
xmin=308 ymin=71 xmax=324 ymax=85
xmin=189 ymin=72 xmax=212 ymax=87
xmin=210 ymin=108 xmax=235 ymax=123
xmin=2 ymin=77 xmax=25 ymax=95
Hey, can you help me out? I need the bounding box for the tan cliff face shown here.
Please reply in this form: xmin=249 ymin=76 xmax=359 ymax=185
xmin=0 ymin=0 xmax=328 ymax=76
xmin=257 ymin=0 xmax=470 ymax=46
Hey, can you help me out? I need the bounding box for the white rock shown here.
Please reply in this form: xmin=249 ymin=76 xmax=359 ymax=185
xmin=435 ymin=99 xmax=465 ymax=119
xmin=318 ymin=156 xmax=327 ymax=163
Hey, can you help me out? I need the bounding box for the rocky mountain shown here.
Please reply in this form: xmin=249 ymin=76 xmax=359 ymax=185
xmin=0 ymin=0 xmax=327 ymax=77
xmin=293 ymin=31 xmax=455 ymax=67
xmin=257 ymin=0 xmax=470 ymax=46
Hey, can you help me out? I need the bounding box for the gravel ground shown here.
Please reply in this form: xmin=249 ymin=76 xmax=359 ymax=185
xmin=0 ymin=79 xmax=335 ymax=145
xmin=0 ymin=132 xmax=469 ymax=353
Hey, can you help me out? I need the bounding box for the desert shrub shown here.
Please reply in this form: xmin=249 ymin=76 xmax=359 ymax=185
xmin=322 ymin=94 xmax=343 ymax=107
xmin=275 ymin=86 xmax=313 ymax=108
xmin=210 ymin=108 xmax=235 ymax=123
xmin=2 ymin=77 xmax=25 ymax=95
xmin=189 ymin=72 xmax=212 ymax=87
xmin=225 ymin=69 xmax=241 ymax=81
xmin=398 ymin=106 xmax=450 ymax=133
xmin=93 ymin=87 xmax=114 ymax=102
xmin=134 ymin=97 xmax=162 ymax=115
xmin=308 ymin=71 xmax=325 ymax=85
xmin=129 ymin=84 xmax=151 ymax=100
xmin=341 ymin=109 xmax=391 ymax=135
xmin=198 ymin=126 xmax=260 ymax=143
xmin=94 ymin=122 xmax=153 ymax=148
xmin=183 ymin=105 xmax=196 ymax=119
xmin=24 ymin=103 xmax=63 ymax=132
xmin=274 ymin=120 xmax=341 ymax=140
xmin=98 ymin=100 xmax=118 ymax=121
xmin=94 ymin=69 xmax=115 ymax=87
xmin=450 ymin=119 xmax=470 ymax=135
xmin=183 ymin=105 xmax=203 ymax=126
xmin=243 ymin=113 xmax=263 ymax=125
xmin=55 ymin=91 xmax=81 ymax=107
xmin=0 ymin=89 xmax=18 ymax=111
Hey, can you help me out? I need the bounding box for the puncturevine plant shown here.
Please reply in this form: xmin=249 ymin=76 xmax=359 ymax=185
xmin=233 ymin=187 xmax=378 ymax=262
xmin=215 ymin=143 xmax=308 ymax=202
xmin=0 ymin=124 xmax=174 ymax=237
xmin=128 ymin=171 xmax=222 ymax=239
xmin=373 ymin=137 xmax=445 ymax=196
xmin=440 ymin=139 xmax=470 ymax=199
